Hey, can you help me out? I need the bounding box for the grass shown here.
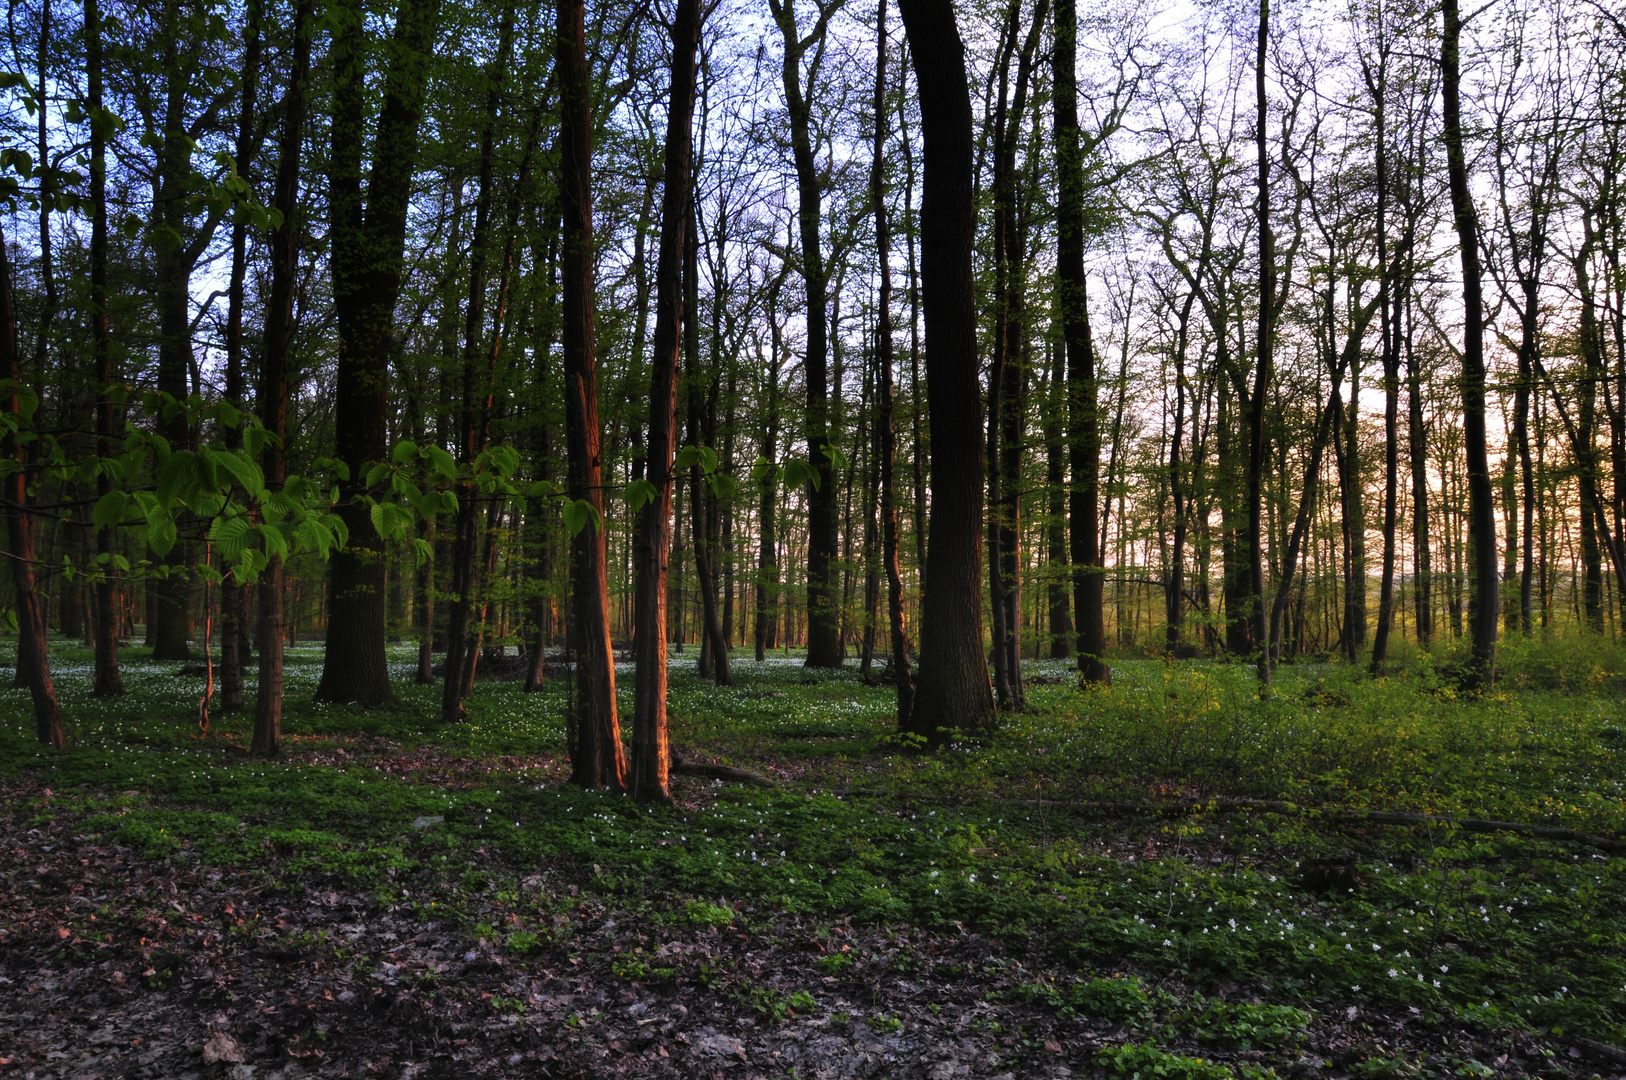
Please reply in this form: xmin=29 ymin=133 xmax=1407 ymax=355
xmin=3 ymin=634 xmax=1625 ymax=1070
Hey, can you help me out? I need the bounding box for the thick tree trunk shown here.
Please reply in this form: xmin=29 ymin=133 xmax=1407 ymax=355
xmin=898 ymin=0 xmax=996 ymax=742
xmin=558 ymin=0 xmax=624 ymax=790
xmin=87 ymin=0 xmax=123 ymax=697
xmin=1 ymin=230 xmax=63 ymax=748
xmin=1441 ymin=0 xmax=1499 ymax=686
xmin=250 ymin=0 xmax=311 ymax=758
xmin=630 ymin=0 xmax=700 ymax=805
xmin=1054 ymin=0 xmax=1108 ymax=687
xmin=318 ymin=0 xmax=441 ymax=708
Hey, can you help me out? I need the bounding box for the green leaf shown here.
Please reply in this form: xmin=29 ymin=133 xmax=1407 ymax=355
xmin=259 ymin=522 xmax=291 ymax=560
xmin=626 ymin=478 xmax=658 ymax=513
xmin=707 ymin=472 xmax=738 ymax=501
xmin=321 ymin=513 xmax=349 ymax=550
xmin=211 ymin=513 xmax=251 ymax=559
xmin=785 ymin=459 xmax=817 ymax=492
xmin=155 ymin=449 xmax=196 ymax=508
xmin=750 ymin=455 xmax=776 ymax=484
xmin=426 ymin=445 xmax=457 ymax=480
xmin=214 ymin=449 xmax=266 ymax=498
xmin=216 ymin=399 xmax=241 ymax=429
xmin=365 ymin=461 xmax=392 ymax=488
xmin=822 ymin=443 xmax=848 ymax=473
xmin=147 ymin=515 xmax=178 ymax=558
xmin=562 ymin=498 xmax=601 ymax=537
xmin=392 ymin=439 xmax=419 ymax=464
xmin=411 ymin=537 xmax=435 ymax=566
xmin=92 ymin=491 xmax=130 ymax=529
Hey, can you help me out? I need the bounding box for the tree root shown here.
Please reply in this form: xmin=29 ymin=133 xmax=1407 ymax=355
xmin=670 ymin=755 xmax=777 ymax=787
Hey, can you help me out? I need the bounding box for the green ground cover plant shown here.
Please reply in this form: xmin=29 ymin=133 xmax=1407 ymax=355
xmin=2 ymin=639 xmax=1624 ymax=1076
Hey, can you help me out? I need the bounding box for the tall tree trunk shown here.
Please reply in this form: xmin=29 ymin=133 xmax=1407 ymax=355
xmin=318 ymin=0 xmax=441 ymax=708
xmin=898 ymin=0 xmax=997 ymax=741
xmin=1406 ymin=287 xmax=1432 ymax=647
xmin=151 ymin=44 xmax=197 ymax=664
xmin=630 ymin=0 xmax=700 ymax=805
xmin=1573 ymin=209 xmax=1606 ymax=631
xmin=872 ymin=0 xmax=913 ymax=725
xmin=524 ymin=224 xmax=561 ymax=691
xmin=218 ymin=0 xmax=262 ymax=711
xmin=251 ymin=0 xmax=312 ymax=758
xmin=1248 ymin=0 xmax=1273 ymax=691
xmin=1054 ymin=0 xmax=1108 ymax=686
xmin=1441 ymin=0 xmax=1499 ymax=686
xmin=1368 ymin=60 xmax=1401 ymax=673
xmin=558 ymin=0 xmax=624 ymax=790
xmin=755 ymin=278 xmax=786 ymax=662
xmin=1 ymin=230 xmax=63 ymax=747
xmin=1045 ymin=337 xmax=1073 ymax=658
xmin=685 ymin=202 xmax=731 ymax=684
xmin=87 ymin=0 xmax=123 ymax=697
xmin=767 ymin=0 xmax=842 ymax=668
xmin=442 ymin=4 xmax=517 ymax=723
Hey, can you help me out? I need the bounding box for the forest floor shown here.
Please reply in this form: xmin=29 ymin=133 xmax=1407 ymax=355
xmin=2 ymin=638 xmax=1625 ymax=1080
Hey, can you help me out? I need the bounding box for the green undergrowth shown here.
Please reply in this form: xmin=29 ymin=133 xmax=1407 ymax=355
xmin=2 ymin=638 xmax=1624 ymax=1051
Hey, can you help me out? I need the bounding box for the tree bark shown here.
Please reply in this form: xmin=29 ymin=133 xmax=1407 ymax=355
xmin=1054 ymin=0 xmax=1108 ymax=686
xmin=871 ymin=0 xmax=914 ymax=727
xmin=1 ymin=229 xmax=63 ymax=748
xmin=1248 ymin=0 xmax=1273 ymax=691
xmin=317 ymin=0 xmax=441 ymax=708
xmin=767 ymin=0 xmax=843 ymax=668
xmin=897 ymin=0 xmax=996 ymax=742
xmin=218 ymin=0 xmax=262 ymax=711
xmin=558 ymin=0 xmax=625 ymax=790
xmin=630 ymin=0 xmax=701 ymax=805
xmin=442 ymin=4 xmax=517 ymax=723
xmin=1441 ymin=0 xmax=1499 ymax=686
xmin=250 ymin=0 xmax=312 ymax=759
xmin=87 ymin=0 xmax=123 ymax=698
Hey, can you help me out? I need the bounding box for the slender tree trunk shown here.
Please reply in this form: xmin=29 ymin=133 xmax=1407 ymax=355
xmin=524 ymin=222 xmax=561 ymax=691
xmin=318 ymin=0 xmax=441 ymax=707
xmin=558 ymin=0 xmax=624 ymax=790
xmin=1 ymin=230 xmax=63 ymax=747
xmin=1045 ymin=336 xmax=1073 ymax=658
xmin=768 ymin=0 xmax=841 ymax=668
xmin=442 ymin=5 xmax=517 ymax=722
xmin=251 ymin=0 xmax=311 ymax=758
xmin=1248 ymin=0 xmax=1273 ymax=691
xmin=1406 ymin=287 xmax=1432 ymax=647
xmin=685 ymin=202 xmax=731 ymax=684
xmin=898 ymin=0 xmax=997 ymax=741
xmin=1441 ymin=0 xmax=1499 ymax=686
xmin=217 ymin=0 xmax=262 ymax=710
xmin=87 ymin=0 xmax=123 ymax=697
xmin=1368 ymin=60 xmax=1401 ymax=673
xmin=630 ymin=0 xmax=700 ymax=804
xmin=1054 ymin=0 xmax=1108 ymax=686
